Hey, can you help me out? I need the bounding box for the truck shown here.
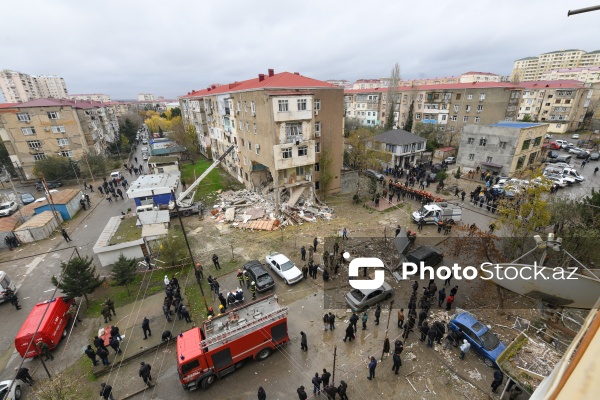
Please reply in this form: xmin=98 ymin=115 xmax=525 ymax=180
xmin=412 ymin=202 xmax=462 ymax=225
xmin=177 ymin=294 xmax=289 ymax=390
xmin=15 ymin=297 xmax=73 ymax=358
xmin=0 ymin=271 xmax=17 ymax=304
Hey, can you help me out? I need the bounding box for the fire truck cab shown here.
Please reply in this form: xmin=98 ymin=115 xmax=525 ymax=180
xmin=177 ymin=294 xmax=289 ymax=390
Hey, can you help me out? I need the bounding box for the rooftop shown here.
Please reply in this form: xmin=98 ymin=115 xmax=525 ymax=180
xmin=136 ymin=210 xmax=170 ymax=226
xmin=109 ymin=215 xmax=141 ymax=245
xmin=14 ymin=211 xmax=60 ymax=230
xmin=6 ymin=98 xmax=107 ymax=110
xmin=462 ymin=71 xmax=499 ymax=76
xmin=148 ymin=155 xmax=179 ymax=164
xmin=33 ymin=189 xmax=81 ymax=208
xmin=518 ymin=80 xmax=585 ymax=89
xmin=515 ymin=56 xmax=539 ymax=61
xmin=126 ymin=173 xmax=180 ymax=198
xmin=0 ymin=215 xmax=20 ymax=232
xmin=372 ymin=130 xmax=426 ymax=146
xmin=489 ymin=122 xmax=547 ymax=129
xmin=179 ymin=70 xmax=338 ymax=99
xmin=541 ymin=49 xmax=583 ymax=55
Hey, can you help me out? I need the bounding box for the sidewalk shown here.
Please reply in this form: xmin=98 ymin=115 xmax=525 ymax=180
xmin=89 ymin=290 xmax=192 ymax=398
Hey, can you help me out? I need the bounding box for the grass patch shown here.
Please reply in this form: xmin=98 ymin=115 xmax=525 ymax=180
xmin=32 ymin=355 xmax=97 ymax=399
xmin=83 ymin=271 xmax=168 ymax=317
xmin=108 ymin=216 xmax=141 ymax=245
xmin=180 ymin=157 xmax=243 ymax=205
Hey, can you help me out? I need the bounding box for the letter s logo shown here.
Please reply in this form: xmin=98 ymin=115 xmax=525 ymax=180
xmin=349 ymin=258 xmax=385 ymax=290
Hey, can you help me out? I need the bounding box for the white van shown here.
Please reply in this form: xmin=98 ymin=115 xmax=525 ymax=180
xmin=562 ymin=167 xmax=584 ymax=182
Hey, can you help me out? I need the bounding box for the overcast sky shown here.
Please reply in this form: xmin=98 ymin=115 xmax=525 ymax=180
xmin=2 ymin=0 xmax=599 ymax=100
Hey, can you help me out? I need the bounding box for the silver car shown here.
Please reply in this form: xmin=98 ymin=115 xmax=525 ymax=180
xmin=345 ymin=282 xmax=393 ymax=312
xmin=0 ymin=201 xmax=18 ymax=217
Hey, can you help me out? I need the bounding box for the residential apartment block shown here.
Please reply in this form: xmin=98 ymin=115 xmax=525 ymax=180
xmin=456 ymin=122 xmax=548 ymax=176
xmin=512 ymin=49 xmax=600 ymax=81
xmin=179 ymin=70 xmax=344 ymax=205
xmin=137 ymin=93 xmax=155 ymax=102
xmin=371 ymin=130 xmax=427 ymax=169
xmin=0 ymin=70 xmax=68 ymax=103
xmin=345 ymin=80 xmax=592 ymax=137
xmin=540 ymin=67 xmax=600 ymax=84
xmin=69 ymin=94 xmax=112 ymax=102
xmin=0 ymin=99 xmax=119 ymax=179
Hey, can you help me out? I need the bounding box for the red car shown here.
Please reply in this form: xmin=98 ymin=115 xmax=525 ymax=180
xmin=548 ymin=142 xmax=561 ymax=150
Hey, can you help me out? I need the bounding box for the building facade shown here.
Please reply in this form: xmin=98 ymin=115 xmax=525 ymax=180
xmin=0 ymin=70 xmax=68 ymax=103
xmin=371 ymin=130 xmax=427 ymax=169
xmin=137 ymin=93 xmax=155 ymax=102
xmin=456 ymin=122 xmax=548 ymax=176
xmin=540 ymin=67 xmax=600 ymax=84
xmin=0 ymin=99 xmax=118 ymax=178
xmin=512 ymin=50 xmax=600 ymax=81
xmin=69 ymin=94 xmax=112 ymax=102
xmin=179 ymin=70 xmax=344 ymax=204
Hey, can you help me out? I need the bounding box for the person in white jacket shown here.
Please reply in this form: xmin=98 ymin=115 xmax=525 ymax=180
xmin=460 ymin=339 xmax=471 ymax=360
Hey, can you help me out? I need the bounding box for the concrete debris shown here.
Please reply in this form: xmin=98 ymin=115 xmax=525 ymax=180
xmin=210 ymin=188 xmax=334 ymax=230
xmin=466 ymin=369 xmax=482 ymax=381
xmin=405 ymin=352 xmax=417 ymax=361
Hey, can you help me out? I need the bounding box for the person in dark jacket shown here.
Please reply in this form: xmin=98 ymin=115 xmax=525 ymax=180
xmin=110 ymin=325 xmax=122 ymax=342
xmin=257 ymin=386 xmax=266 ymax=400
xmin=374 ymin=305 xmax=381 ymax=325
xmin=139 ymin=362 xmax=153 ymax=387
xmin=94 ymin=336 xmax=109 ymax=353
xmin=337 ymin=381 xmax=348 ymax=400
xmin=142 ymin=317 xmax=151 ymax=339
xmin=218 ymin=292 xmax=227 ymax=310
xmin=85 ymin=344 xmax=99 ymax=366
xmin=300 ymin=331 xmax=308 ymax=351
xmin=438 ymin=288 xmax=446 ymax=307
xmin=427 ymin=326 xmax=437 ymax=347
xmin=420 ymin=321 xmax=430 ymax=342
xmin=392 ymin=350 xmax=401 ymax=374
xmin=212 ymin=253 xmax=221 ymax=270
xmin=328 ymin=313 xmax=335 ymax=330
xmin=15 ymin=367 xmax=35 ymax=386
xmin=491 ymin=370 xmax=504 ymax=393
xmin=96 ymin=347 xmax=109 ymax=366
xmin=161 ymin=330 xmax=174 ymax=342
xmin=323 ymin=384 xmax=338 ymax=399
xmin=321 ymin=369 xmax=331 ymax=387
xmin=311 ymin=373 xmax=322 ymax=396
xmin=100 ymin=383 xmax=114 ymax=400
xmin=297 ymin=386 xmax=308 ymax=400
xmin=418 ymin=309 xmax=427 ymax=327
xmin=349 ymin=312 xmax=358 ymax=332
xmin=109 ymin=336 xmax=122 ymax=354
xmin=367 ymin=356 xmax=377 ymax=380
xmin=343 ymin=323 xmax=355 ymax=342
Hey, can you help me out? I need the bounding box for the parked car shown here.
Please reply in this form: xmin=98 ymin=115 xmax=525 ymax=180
xmin=448 ymin=310 xmax=506 ymax=368
xmin=243 ymin=260 xmax=275 ymax=292
xmin=576 ymin=151 xmax=589 ymax=159
xmin=35 ymin=180 xmax=63 ymax=191
xmin=444 ymin=156 xmax=456 ymax=164
xmin=20 ymin=192 xmax=35 ymax=205
xmin=431 ymin=163 xmax=446 ymax=173
xmin=554 ymin=139 xmax=567 ymax=147
xmin=547 ymin=150 xmax=559 ymax=159
xmin=426 ymin=172 xmax=438 ymax=183
xmin=572 ymin=133 xmax=580 ymax=139
xmin=364 ymin=169 xmax=384 ymax=181
xmin=562 ymin=143 xmax=575 ymax=150
xmin=568 ymin=147 xmax=584 ymax=154
xmin=405 ymin=246 xmax=444 ymax=269
xmin=547 ymin=142 xmax=561 ymax=150
xmin=590 ymin=152 xmax=600 ymax=161
xmin=141 ymin=146 xmax=148 ymax=152
xmin=0 ymin=379 xmax=21 ymax=400
xmin=265 ymin=252 xmax=303 ymax=285
xmin=0 ymin=201 xmax=18 ymax=217
xmin=110 ymin=171 xmax=122 ymax=180
xmin=345 ymin=282 xmax=393 ymax=312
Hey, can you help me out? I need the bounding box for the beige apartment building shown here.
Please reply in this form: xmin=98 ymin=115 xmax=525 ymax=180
xmin=0 ymin=99 xmax=118 ymax=178
xmin=540 ymin=67 xmax=600 ymax=84
xmin=512 ymin=49 xmax=600 ymax=81
xmin=0 ymin=70 xmax=68 ymax=103
xmin=137 ymin=93 xmax=155 ymax=102
xmin=69 ymin=94 xmax=112 ymax=102
xmin=179 ymin=70 xmax=344 ymax=204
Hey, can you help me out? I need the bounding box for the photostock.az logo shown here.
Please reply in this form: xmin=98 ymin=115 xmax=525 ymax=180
xmin=348 ymin=257 xmax=385 ymax=290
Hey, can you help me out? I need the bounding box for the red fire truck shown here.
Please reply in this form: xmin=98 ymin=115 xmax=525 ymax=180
xmin=177 ymin=294 xmax=289 ymax=390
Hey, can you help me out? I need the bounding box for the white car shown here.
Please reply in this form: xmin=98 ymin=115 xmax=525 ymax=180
xmin=444 ymin=156 xmax=456 ymax=164
xmin=540 ymin=174 xmax=567 ymax=188
xmin=110 ymin=171 xmax=122 ymax=180
xmin=568 ymin=147 xmax=584 ymax=154
xmin=265 ymin=252 xmax=303 ymax=285
xmin=554 ymin=139 xmax=567 ymax=147
xmin=141 ymin=146 xmax=148 ymax=152
xmin=0 ymin=201 xmax=18 ymax=217
xmin=0 ymin=380 xmax=22 ymax=400
xmin=572 ymin=133 xmax=580 ymax=139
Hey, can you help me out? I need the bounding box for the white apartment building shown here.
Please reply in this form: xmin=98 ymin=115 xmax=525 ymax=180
xmin=69 ymin=94 xmax=112 ymax=102
xmin=512 ymin=49 xmax=600 ymax=81
xmin=35 ymin=75 xmax=68 ymax=99
xmin=540 ymin=67 xmax=600 ymax=84
xmin=137 ymin=93 xmax=155 ymax=102
xmin=0 ymin=70 xmax=68 ymax=102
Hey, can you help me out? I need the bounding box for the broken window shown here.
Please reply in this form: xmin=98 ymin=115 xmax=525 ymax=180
xmin=282 ymin=148 xmax=292 ymax=159
xmin=285 ymin=122 xmax=303 ymax=143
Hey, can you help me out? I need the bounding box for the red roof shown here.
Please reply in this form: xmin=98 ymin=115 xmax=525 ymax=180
xmin=179 ymin=71 xmax=337 ymax=99
xmin=7 ymin=98 xmax=107 ymax=110
xmin=345 ymin=82 xmax=518 ymax=94
xmin=0 ymin=103 xmax=18 ymax=109
xmin=462 ymin=71 xmax=499 ymax=76
xmin=517 ymin=80 xmax=585 ymax=89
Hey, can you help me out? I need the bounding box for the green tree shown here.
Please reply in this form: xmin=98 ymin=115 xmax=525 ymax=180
xmin=344 ymin=128 xmax=390 ymax=171
xmin=0 ymin=142 xmax=16 ymax=176
xmin=81 ymin=153 xmax=107 ymax=179
xmin=318 ymin=148 xmax=334 ymax=198
xmin=384 ymin=63 xmax=401 ymax=131
xmin=344 ymin=117 xmax=362 ymax=137
xmin=413 ymin=122 xmax=445 ymax=150
xmin=404 ymin=101 xmax=414 ymax=132
xmin=119 ymin=117 xmax=138 ymax=143
xmin=453 ymin=166 xmax=462 ymax=180
xmin=520 ymin=114 xmax=532 ymax=122
xmin=33 ymin=156 xmax=78 ymax=180
xmin=169 ymin=119 xmax=200 ymax=160
xmin=436 ymin=170 xmax=449 ymax=185
xmin=158 ymin=126 xmax=164 ymax=137
xmin=155 ymin=228 xmax=189 ymax=267
xmin=51 ymin=256 xmax=103 ymax=306
xmin=170 ymin=107 xmax=181 ymax=118
xmin=111 ymin=254 xmax=137 ymax=296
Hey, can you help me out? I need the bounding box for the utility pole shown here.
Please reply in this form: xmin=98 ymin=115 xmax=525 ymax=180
xmin=41 ymin=175 xmax=63 ymax=228
xmin=170 ymin=189 xmax=209 ymax=312
xmin=332 ymin=345 xmax=337 ymax=386
xmin=380 ymin=300 xmax=395 ymax=361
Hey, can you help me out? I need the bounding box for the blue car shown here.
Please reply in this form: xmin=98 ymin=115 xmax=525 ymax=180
xmin=448 ymin=310 xmax=506 ymax=368
xmin=20 ymin=192 xmax=35 ymax=205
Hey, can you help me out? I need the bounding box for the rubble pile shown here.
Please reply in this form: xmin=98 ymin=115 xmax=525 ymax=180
xmin=209 ymin=189 xmax=334 ymax=231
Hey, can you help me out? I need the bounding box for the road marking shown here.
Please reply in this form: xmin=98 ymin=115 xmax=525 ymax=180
xmin=22 ymin=297 xmax=30 ymax=300
xmin=24 ymin=255 xmax=45 ymax=278
xmin=43 ymin=288 xmax=55 ymax=293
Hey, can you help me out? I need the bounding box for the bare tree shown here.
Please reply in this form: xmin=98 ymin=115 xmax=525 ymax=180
xmin=384 ymin=63 xmax=401 ymax=131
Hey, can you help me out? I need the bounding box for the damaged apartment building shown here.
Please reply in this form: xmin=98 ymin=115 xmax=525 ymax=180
xmin=179 ymin=69 xmax=344 ymax=207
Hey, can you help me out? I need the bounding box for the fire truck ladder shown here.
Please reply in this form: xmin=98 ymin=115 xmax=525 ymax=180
xmin=201 ymin=306 xmax=288 ymax=348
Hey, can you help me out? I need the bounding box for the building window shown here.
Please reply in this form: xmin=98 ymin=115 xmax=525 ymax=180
xmin=315 ymin=181 xmax=320 ymax=190
xmin=499 ymin=141 xmax=507 ymax=149
xmin=315 ymin=122 xmax=321 ymax=136
xmin=278 ymin=100 xmax=288 ymax=112
xmin=243 ymin=101 xmax=248 ymax=112
xmin=17 ymin=113 xmax=30 ymax=122
xmin=463 ymin=116 xmax=469 ymax=122
xmin=255 ymin=144 xmax=260 ymax=155
xmin=298 ymin=146 xmax=308 ymax=156
xmin=456 ymin=93 xmax=461 ymax=100
xmin=522 ymin=139 xmax=531 ymax=150
xmin=314 ymin=163 xmax=320 ymax=172
xmin=556 ymin=123 xmax=562 ymax=128
xmin=282 ymin=147 xmax=292 ymax=159
xmin=237 ymin=101 xmax=241 ymax=112
xmin=21 ymin=127 xmax=36 ymax=135
xmin=533 ymin=136 xmax=542 ymax=146
xmin=243 ymin=157 xmax=247 ymax=165
xmin=33 ymin=153 xmax=46 ymax=161
xmin=453 ymin=105 xmax=459 ymax=112
xmin=415 ymin=113 xmax=421 ymax=120
xmin=239 ymin=120 xmax=243 ymax=130
xmin=486 ymin=156 xmax=493 ymax=163
xmin=528 ymin=152 xmax=537 ymax=165
xmin=474 ymin=117 xmax=480 ymax=123
xmin=450 ymin=115 xmax=457 ymax=121
xmin=467 ymin=94 xmax=473 ymax=100
xmin=253 ymin=123 xmax=257 ymax=134
xmin=248 ymin=141 xmax=252 ymax=151
xmin=59 ymin=150 xmax=73 ymax=158
xmin=27 ymin=140 xmax=42 ymax=149
xmin=315 ymin=142 xmax=321 ymax=153
xmin=47 ymin=111 xmax=60 ymax=119
xmin=469 ymin=153 xmax=475 ymax=160
xmin=297 ymin=99 xmax=307 ymax=111
xmin=251 ymin=101 xmax=256 ymax=115
xmin=465 ymin=105 xmax=471 ymax=112
xmin=467 ymin=138 xmax=475 ymax=144
xmin=241 ymin=138 xmax=245 ymax=147
xmin=51 ymin=125 xmax=66 ymax=133
xmin=516 ymin=156 xmax=525 ymax=169
xmin=57 ymin=138 xmax=69 ymax=146
xmin=479 ymin=93 xmax=486 ymax=101
xmin=296 ymin=166 xmax=305 ymax=176
xmin=286 ymin=122 xmax=303 ymax=140
xmin=245 ymin=122 xmax=249 ymax=132
xmin=477 ymin=105 xmax=483 ymax=111
xmin=314 ymin=100 xmax=320 ymax=111
xmin=479 ymin=138 xmax=487 ymax=146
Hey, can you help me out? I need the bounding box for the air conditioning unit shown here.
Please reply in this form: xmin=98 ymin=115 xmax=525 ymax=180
xmin=315 ymin=132 xmax=321 ymax=137
xmin=314 ymin=110 xmax=319 ymax=116
xmin=251 ymin=111 xmax=256 ymax=116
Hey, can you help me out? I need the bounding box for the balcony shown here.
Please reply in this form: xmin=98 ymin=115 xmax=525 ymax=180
xmin=273 ymin=140 xmax=316 ymax=170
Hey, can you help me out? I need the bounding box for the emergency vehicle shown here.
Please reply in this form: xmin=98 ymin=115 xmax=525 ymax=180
xmin=177 ymin=294 xmax=289 ymax=390
xmin=15 ymin=297 xmax=73 ymax=358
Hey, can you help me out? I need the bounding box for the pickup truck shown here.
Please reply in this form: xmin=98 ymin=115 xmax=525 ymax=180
xmin=412 ymin=202 xmax=462 ymax=224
